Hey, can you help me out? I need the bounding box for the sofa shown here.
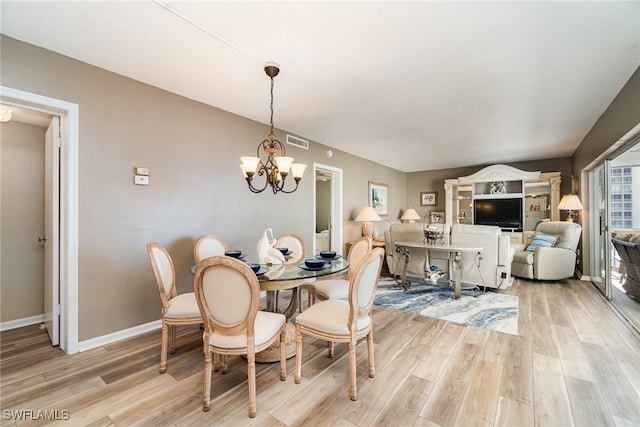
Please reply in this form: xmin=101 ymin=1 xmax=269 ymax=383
xmin=384 ymin=223 xmax=450 ymax=278
xmin=611 ymin=231 xmax=640 ymax=300
xmin=385 ymin=222 xmax=513 ymax=289
xmin=450 ymin=224 xmax=515 ymax=289
xmin=511 ymin=221 xmax=582 ymax=280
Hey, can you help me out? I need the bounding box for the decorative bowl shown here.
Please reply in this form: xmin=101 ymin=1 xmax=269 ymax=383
xmin=247 ymin=263 xmax=261 ymax=273
xmin=304 ymin=258 xmax=325 ymax=269
xmin=224 ymin=250 xmax=242 ymax=258
xmin=319 ymin=251 xmax=337 ymax=259
xmin=276 ymin=247 xmax=289 ymax=255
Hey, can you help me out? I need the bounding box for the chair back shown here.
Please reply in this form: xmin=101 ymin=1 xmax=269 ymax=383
xmin=535 ymin=221 xmax=582 ymax=252
xmin=193 ymin=256 xmax=259 ymax=337
xmin=348 ymin=248 xmax=384 ymax=324
xmin=347 ymin=236 xmax=372 ymax=278
xmin=147 ymin=242 xmax=176 ymax=308
xmin=275 ymin=233 xmax=306 ymax=265
xmin=194 ymin=234 xmax=228 ymax=263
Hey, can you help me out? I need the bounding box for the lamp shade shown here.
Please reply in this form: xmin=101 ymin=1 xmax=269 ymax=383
xmin=355 ymin=206 xmax=381 ymax=222
xmin=558 ymin=194 xmax=583 ymax=211
xmin=401 ymin=208 xmax=421 ymax=222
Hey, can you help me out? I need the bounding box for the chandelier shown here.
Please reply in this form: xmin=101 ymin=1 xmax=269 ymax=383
xmin=240 ymin=63 xmax=306 ymax=194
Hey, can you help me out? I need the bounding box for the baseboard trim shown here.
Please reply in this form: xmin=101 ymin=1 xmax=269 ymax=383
xmin=78 ymin=320 xmax=161 ymax=352
xmin=0 ymin=314 xmax=45 ymax=331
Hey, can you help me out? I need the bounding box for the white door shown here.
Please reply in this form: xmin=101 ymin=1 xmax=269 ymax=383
xmin=44 ymin=117 xmax=60 ymax=345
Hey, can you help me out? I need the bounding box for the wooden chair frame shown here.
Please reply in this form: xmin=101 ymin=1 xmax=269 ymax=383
xmin=193 ymin=256 xmax=287 ymax=418
xmin=295 ymin=248 xmax=384 ymax=400
xmin=147 ymin=242 xmax=202 ymax=374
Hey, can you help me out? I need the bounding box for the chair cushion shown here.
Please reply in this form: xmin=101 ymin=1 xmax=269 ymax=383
xmin=512 ymin=250 xmax=534 ymax=264
xmin=166 ymin=292 xmax=201 ymax=318
xmin=526 ymin=234 xmax=557 ymax=251
xmin=313 ymin=279 xmax=349 ymax=300
xmin=209 ymin=311 xmax=285 ymax=349
xmin=295 ymin=299 xmax=371 ymax=336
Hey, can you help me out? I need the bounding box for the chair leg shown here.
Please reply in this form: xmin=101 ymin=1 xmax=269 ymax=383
xmin=203 ymin=348 xmax=212 ymax=412
xmin=275 ymin=290 xmax=280 ymax=311
xmin=279 ymin=327 xmax=287 ymax=381
xmin=328 ymin=341 xmax=335 ymax=358
xmin=169 ymin=324 xmax=176 ymax=354
xmin=213 ymin=353 xmax=220 ymax=372
xmin=295 ymin=324 xmax=303 ymax=384
xmin=221 ymin=354 xmax=228 ymax=374
xmin=349 ymin=340 xmax=357 ymax=401
xmin=247 ymin=352 xmax=257 ymax=418
xmin=159 ymin=321 xmax=169 ymax=374
xmin=367 ymin=331 xmax=376 ymax=378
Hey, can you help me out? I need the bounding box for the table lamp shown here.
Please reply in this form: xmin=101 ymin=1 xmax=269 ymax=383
xmin=355 ymin=206 xmax=381 ymax=238
xmin=558 ymin=194 xmax=583 ymax=222
xmin=401 ymin=208 xmax=421 ymax=223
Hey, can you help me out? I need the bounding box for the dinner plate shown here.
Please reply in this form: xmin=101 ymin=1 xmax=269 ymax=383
xmin=315 ymin=254 xmax=342 ymax=261
xmin=225 ymin=253 xmax=246 ymax=259
xmin=255 ymin=267 xmax=268 ymax=276
xmin=298 ymin=262 xmax=328 ymax=271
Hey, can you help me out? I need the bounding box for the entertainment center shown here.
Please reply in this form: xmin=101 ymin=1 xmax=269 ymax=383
xmin=444 ymin=164 xmax=561 ymax=244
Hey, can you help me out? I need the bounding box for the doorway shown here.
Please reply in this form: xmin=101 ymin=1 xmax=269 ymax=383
xmin=313 ymin=164 xmax=343 ymax=255
xmin=0 ymin=86 xmax=79 ymax=354
xmin=589 ymin=135 xmax=640 ymax=331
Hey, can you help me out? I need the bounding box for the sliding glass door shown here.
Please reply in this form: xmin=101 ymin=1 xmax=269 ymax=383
xmin=590 ymin=164 xmax=609 ymax=296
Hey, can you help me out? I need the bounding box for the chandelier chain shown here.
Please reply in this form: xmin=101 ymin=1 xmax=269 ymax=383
xmin=269 ymin=76 xmax=275 ymax=134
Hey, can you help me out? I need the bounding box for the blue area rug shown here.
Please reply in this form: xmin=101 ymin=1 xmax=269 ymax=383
xmin=374 ymin=277 xmax=518 ymax=335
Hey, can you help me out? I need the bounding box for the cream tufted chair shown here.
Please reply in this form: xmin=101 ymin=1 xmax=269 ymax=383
xmin=294 ymin=248 xmax=384 ymax=401
xmin=194 ymin=256 xmax=287 ymax=418
xmin=273 ymin=233 xmax=306 ymax=310
xmin=147 ymin=242 xmax=202 ymax=374
xmin=194 ymin=234 xmax=228 ymax=263
xmin=511 ymin=221 xmax=582 ymax=280
xmin=311 ymin=236 xmax=372 ymax=302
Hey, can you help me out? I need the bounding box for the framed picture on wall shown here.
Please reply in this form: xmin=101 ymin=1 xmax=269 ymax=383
xmin=368 ymin=181 xmax=388 ymax=216
xmin=429 ymin=211 xmax=445 ymax=223
xmin=420 ymin=191 xmax=438 ymax=206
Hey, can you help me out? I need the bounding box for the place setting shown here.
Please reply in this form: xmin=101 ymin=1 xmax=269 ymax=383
xmin=314 ymin=250 xmax=342 ymax=261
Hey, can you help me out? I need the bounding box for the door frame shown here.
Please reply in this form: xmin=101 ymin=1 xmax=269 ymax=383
xmin=313 ymin=163 xmax=343 ymax=255
xmin=1 ymin=86 xmax=79 ymax=354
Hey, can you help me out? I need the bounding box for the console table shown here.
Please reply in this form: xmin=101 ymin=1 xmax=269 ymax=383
xmin=394 ymin=241 xmax=483 ymax=298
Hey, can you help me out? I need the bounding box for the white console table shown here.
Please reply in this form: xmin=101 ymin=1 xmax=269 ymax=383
xmin=394 ymin=241 xmax=483 ymax=298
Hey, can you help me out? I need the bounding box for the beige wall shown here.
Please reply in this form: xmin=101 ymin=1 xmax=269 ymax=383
xmin=571 ymin=66 xmax=640 ymax=275
xmin=0 ymin=36 xmax=406 ymax=340
xmin=1 ymin=121 xmax=46 ymax=322
xmin=405 ymin=158 xmax=573 ymax=221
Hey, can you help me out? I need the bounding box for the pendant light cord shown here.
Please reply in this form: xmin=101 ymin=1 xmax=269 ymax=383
xmin=152 ymin=0 xmax=266 ymax=66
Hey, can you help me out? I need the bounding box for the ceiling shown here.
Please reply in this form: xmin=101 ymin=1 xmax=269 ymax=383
xmin=1 ymin=1 xmax=638 ymax=172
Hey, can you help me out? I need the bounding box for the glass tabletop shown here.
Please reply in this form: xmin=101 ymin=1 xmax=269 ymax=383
xmin=256 ymin=258 xmax=348 ymax=282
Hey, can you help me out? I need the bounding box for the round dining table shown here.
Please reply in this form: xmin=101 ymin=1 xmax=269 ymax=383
xmin=254 ymin=257 xmax=348 ymax=362
xmin=257 ymin=257 xmax=349 ymax=319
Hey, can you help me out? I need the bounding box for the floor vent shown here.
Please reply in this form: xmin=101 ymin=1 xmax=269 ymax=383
xmin=286 ymin=134 xmax=309 ymax=150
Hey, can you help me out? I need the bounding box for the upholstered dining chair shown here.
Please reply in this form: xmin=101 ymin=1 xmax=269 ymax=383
xmin=194 ymin=234 xmax=228 ymax=263
xmin=193 ymin=255 xmax=287 ymax=418
xmin=274 ymin=233 xmax=306 ymax=310
xmin=310 ymin=236 xmax=372 ymax=302
xmin=147 ymin=242 xmax=202 ymax=374
xmin=294 ymin=247 xmax=384 ymax=401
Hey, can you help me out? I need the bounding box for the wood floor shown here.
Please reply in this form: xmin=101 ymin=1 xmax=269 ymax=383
xmin=2 ymin=278 xmax=640 ymax=427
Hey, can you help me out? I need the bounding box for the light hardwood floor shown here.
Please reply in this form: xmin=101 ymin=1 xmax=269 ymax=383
xmin=1 ymin=278 xmax=639 ymax=426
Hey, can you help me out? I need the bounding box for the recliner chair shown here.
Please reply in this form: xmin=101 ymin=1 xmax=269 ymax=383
xmin=450 ymin=224 xmax=514 ymax=289
xmin=511 ymin=221 xmax=582 ymax=280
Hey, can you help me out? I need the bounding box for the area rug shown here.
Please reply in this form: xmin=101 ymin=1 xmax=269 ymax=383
xmin=374 ymin=277 xmax=518 ymax=335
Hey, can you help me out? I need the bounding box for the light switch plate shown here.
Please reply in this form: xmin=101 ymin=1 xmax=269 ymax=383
xmin=135 ymin=167 xmax=149 ymax=176
xmin=134 ymin=175 xmax=149 ymax=185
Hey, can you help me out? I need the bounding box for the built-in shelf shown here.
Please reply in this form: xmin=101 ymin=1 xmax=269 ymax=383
xmin=444 ymin=164 xmax=561 ymax=242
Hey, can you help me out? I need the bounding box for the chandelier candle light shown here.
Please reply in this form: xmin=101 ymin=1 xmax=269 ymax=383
xmin=240 ymin=63 xmax=306 ymax=194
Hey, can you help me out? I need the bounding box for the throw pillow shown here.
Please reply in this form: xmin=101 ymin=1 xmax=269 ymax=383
xmin=526 ymin=234 xmax=558 ymax=252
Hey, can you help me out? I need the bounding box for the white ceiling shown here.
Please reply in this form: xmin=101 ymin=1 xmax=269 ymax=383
xmin=1 ymin=1 xmax=638 ymax=172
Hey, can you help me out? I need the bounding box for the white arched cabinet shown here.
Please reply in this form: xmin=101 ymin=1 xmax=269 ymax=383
xmin=444 ymin=164 xmax=561 ymax=244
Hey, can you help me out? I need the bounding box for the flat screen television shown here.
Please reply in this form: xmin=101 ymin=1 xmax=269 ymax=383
xmin=473 ymin=198 xmax=523 ymax=231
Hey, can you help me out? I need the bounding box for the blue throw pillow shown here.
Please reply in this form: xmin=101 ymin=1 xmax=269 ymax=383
xmin=526 ymin=234 xmax=558 ymax=252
